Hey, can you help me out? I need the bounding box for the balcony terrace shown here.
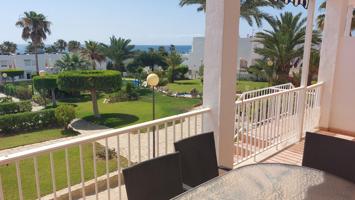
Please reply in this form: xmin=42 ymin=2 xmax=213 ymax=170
xmin=1 ymin=0 xmax=355 ymax=199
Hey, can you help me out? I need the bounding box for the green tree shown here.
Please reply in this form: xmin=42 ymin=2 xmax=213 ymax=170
xmin=81 ymin=41 xmax=106 ymax=70
xmin=165 ymin=49 xmax=183 ymax=83
xmin=45 ymin=45 xmax=58 ymax=54
xmin=179 ymin=0 xmax=283 ymax=27
xmin=68 ymin=40 xmax=81 ymax=52
xmin=0 ymin=69 xmax=24 ymax=83
xmin=16 ymin=11 xmax=51 ymax=75
xmin=131 ymin=49 xmax=166 ymax=71
xmin=254 ymin=12 xmax=321 ymax=85
xmin=102 ymin=36 xmax=135 ymax=71
xmin=0 ymin=41 xmax=17 ymax=55
xmin=25 ymin=42 xmax=45 ymax=54
xmin=54 ymin=39 xmax=67 ymax=53
xmin=57 ymin=70 xmax=122 ymax=117
xmin=55 ymin=53 xmax=90 ymax=72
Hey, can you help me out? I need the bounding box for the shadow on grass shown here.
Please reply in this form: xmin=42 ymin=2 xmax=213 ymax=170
xmin=83 ymin=113 xmax=139 ymax=128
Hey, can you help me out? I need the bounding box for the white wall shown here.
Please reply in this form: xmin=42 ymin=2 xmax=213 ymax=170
xmin=0 ymin=53 xmax=107 ymax=80
xmin=328 ymin=38 xmax=355 ymax=133
xmin=183 ymin=37 xmax=259 ymax=78
xmin=318 ymin=0 xmax=355 ymax=135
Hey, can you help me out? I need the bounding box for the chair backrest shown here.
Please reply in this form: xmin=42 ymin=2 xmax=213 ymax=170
xmin=174 ymin=132 xmax=219 ymax=187
xmin=123 ymin=152 xmax=184 ymax=200
xmin=302 ymin=132 xmax=355 ymax=183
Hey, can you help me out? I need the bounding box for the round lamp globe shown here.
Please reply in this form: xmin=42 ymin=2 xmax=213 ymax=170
xmin=147 ymin=73 xmax=159 ymax=87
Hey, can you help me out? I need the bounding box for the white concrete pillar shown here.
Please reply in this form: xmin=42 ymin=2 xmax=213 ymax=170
xmin=203 ymin=0 xmax=240 ymax=168
xmin=318 ymin=0 xmax=349 ymax=129
xmin=298 ymin=0 xmax=316 ymax=139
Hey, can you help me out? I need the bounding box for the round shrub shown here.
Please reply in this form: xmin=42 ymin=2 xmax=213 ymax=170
xmin=57 ymin=70 xmax=122 ymax=93
xmin=55 ymin=105 xmax=76 ymax=129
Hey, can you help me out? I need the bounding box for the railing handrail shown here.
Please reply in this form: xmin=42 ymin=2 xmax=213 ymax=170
xmin=0 ymin=107 xmax=211 ymax=165
xmin=236 ymin=86 xmax=304 ymax=104
xmin=237 ymin=83 xmax=295 ymax=101
xmin=306 ymin=81 xmax=324 ymax=90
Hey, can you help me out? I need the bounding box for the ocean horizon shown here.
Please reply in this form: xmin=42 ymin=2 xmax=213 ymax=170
xmin=15 ymin=44 xmax=192 ymax=55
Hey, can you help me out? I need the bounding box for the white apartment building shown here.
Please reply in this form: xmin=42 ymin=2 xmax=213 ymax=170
xmin=183 ymin=37 xmax=261 ymax=79
xmin=0 ymin=53 xmax=107 ymax=81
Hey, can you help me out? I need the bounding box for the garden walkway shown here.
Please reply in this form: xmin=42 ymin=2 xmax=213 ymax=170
xmin=0 ymin=92 xmax=44 ymax=111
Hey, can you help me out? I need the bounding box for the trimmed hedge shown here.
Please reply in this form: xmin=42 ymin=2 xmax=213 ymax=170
xmin=33 ymin=75 xmax=58 ymax=90
xmin=57 ymin=70 xmax=122 ymax=92
xmin=0 ymin=100 xmax=32 ymax=115
xmin=0 ymin=109 xmax=57 ymax=133
xmin=0 ymin=69 xmax=25 ymax=79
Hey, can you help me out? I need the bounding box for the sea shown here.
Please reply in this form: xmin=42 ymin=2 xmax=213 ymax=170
xmin=16 ymin=44 xmax=192 ymax=54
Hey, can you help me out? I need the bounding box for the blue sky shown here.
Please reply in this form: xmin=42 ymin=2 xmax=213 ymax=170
xmin=0 ymin=0 xmax=325 ymax=45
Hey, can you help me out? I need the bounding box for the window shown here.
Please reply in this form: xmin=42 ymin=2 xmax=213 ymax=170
xmin=0 ymin=60 xmax=7 ymax=68
xmin=24 ymin=59 xmax=32 ymax=67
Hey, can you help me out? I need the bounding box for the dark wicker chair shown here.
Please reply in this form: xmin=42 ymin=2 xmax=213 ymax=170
xmin=123 ymin=152 xmax=184 ymax=200
xmin=174 ymin=132 xmax=231 ymax=188
xmin=302 ymin=132 xmax=355 ymax=183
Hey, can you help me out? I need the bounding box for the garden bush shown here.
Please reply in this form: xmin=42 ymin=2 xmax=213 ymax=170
xmin=32 ymin=94 xmax=50 ymax=106
xmin=0 ymin=109 xmax=57 ymax=133
xmin=0 ymin=100 xmax=32 ymax=115
xmin=0 ymin=97 xmax=12 ymax=103
xmin=3 ymin=84 xmax=32 ymax=100
xmin=55 ymin=105 xmax=76 ymax=129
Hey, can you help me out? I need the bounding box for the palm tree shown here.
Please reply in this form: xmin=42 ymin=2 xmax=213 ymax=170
xmin=165 ymin=48 xmax=183 ymax=83
xmin=16 ymin=11 xmax=51 ymax=75
xmin=54 ymin=39 xmax=67 ymax=53
xmin=55 ymin=53 xmax=90 ymax=71
xmin=81 ymin=41 xmax=106 ymax=70
xmin=317 ymin=1 xmax=355 ymax=35
xmin=179 ymin=0 xmax=283 ymax=27
xmin=254 ymin=12 xmax=321 ymax=85
xmin=0 ymin=41 xmax=17 ymax=55
xmin=68 ymin=40 xmax=81 ymax=52
xmin=102 ymin=36 xmax=135 ymax=71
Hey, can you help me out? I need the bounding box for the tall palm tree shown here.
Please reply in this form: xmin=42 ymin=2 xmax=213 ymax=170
xmin=165 ymin=48 xmax=183 ymax=83
xmin=68 ymin=40 xmax=81 ymax=52
xmin=81 ymin=41 xmax=106 ymax=70
xmin=55 ymin=53 xmax=90 ymax=71
xmin=54 ymin=39 xmax=67 ymax=53
xmin=254 ymin=12 xmax=321 ymax=85
xmin=102 ymin=36 xmax=135 ymax=70
xmin=317 ymin=1 xmax=355 ymax=35
xmin=0 ymin=41 xmax=17 ymax=55
xmin=179 ymin=0 xmax=283 ymax=27
xmin=16 ymin=11 xmax=51 ymax=75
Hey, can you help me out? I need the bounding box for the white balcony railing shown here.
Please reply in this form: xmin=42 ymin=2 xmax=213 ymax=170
xmin=234 ymin=82 xmax=323 ymax=165
xmin=0 ymin=108 xmax=210 ymax=200
xmin=0 ymin=82 xmax=323 ymax=200
xmin=237 ymin=83 xmax=295 ymax=101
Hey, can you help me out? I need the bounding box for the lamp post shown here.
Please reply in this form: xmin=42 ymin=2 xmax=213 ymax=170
xmin=2 ymin=73 xmax=7 ymax=84
xmin=39 ymin=70 xmax=46 ymax=77
xmin=146 ymin=73 xmax=159 ymax=158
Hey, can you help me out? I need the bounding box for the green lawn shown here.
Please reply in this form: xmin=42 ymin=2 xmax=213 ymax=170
xmin=60 ymin=92 xmax=201 ymax=128
xmin=167 ymin=79 xmax=269 ymax=94
xmin=0 ymin=129 xmax=78 ymax=150
xmin=0 ymin=143 xmax=127 ymax=200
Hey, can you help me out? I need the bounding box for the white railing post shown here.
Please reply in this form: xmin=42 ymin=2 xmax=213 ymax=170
xmin=298 ymin=0 xmax=316 ymax=140
xmin=203 ymin=0 xmax=240 ymax=168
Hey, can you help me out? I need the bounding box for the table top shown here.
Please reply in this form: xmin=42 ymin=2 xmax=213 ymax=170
xmin=173 ymin=163 xmax=355 ymax=200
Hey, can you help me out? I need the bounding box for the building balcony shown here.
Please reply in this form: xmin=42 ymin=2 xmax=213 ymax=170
xmin=0 ymin=82 xmax=332 ymax=200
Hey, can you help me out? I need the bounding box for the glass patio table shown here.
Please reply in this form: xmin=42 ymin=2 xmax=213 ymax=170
xmin=172 ymin=163 xmax=355 ymax=200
